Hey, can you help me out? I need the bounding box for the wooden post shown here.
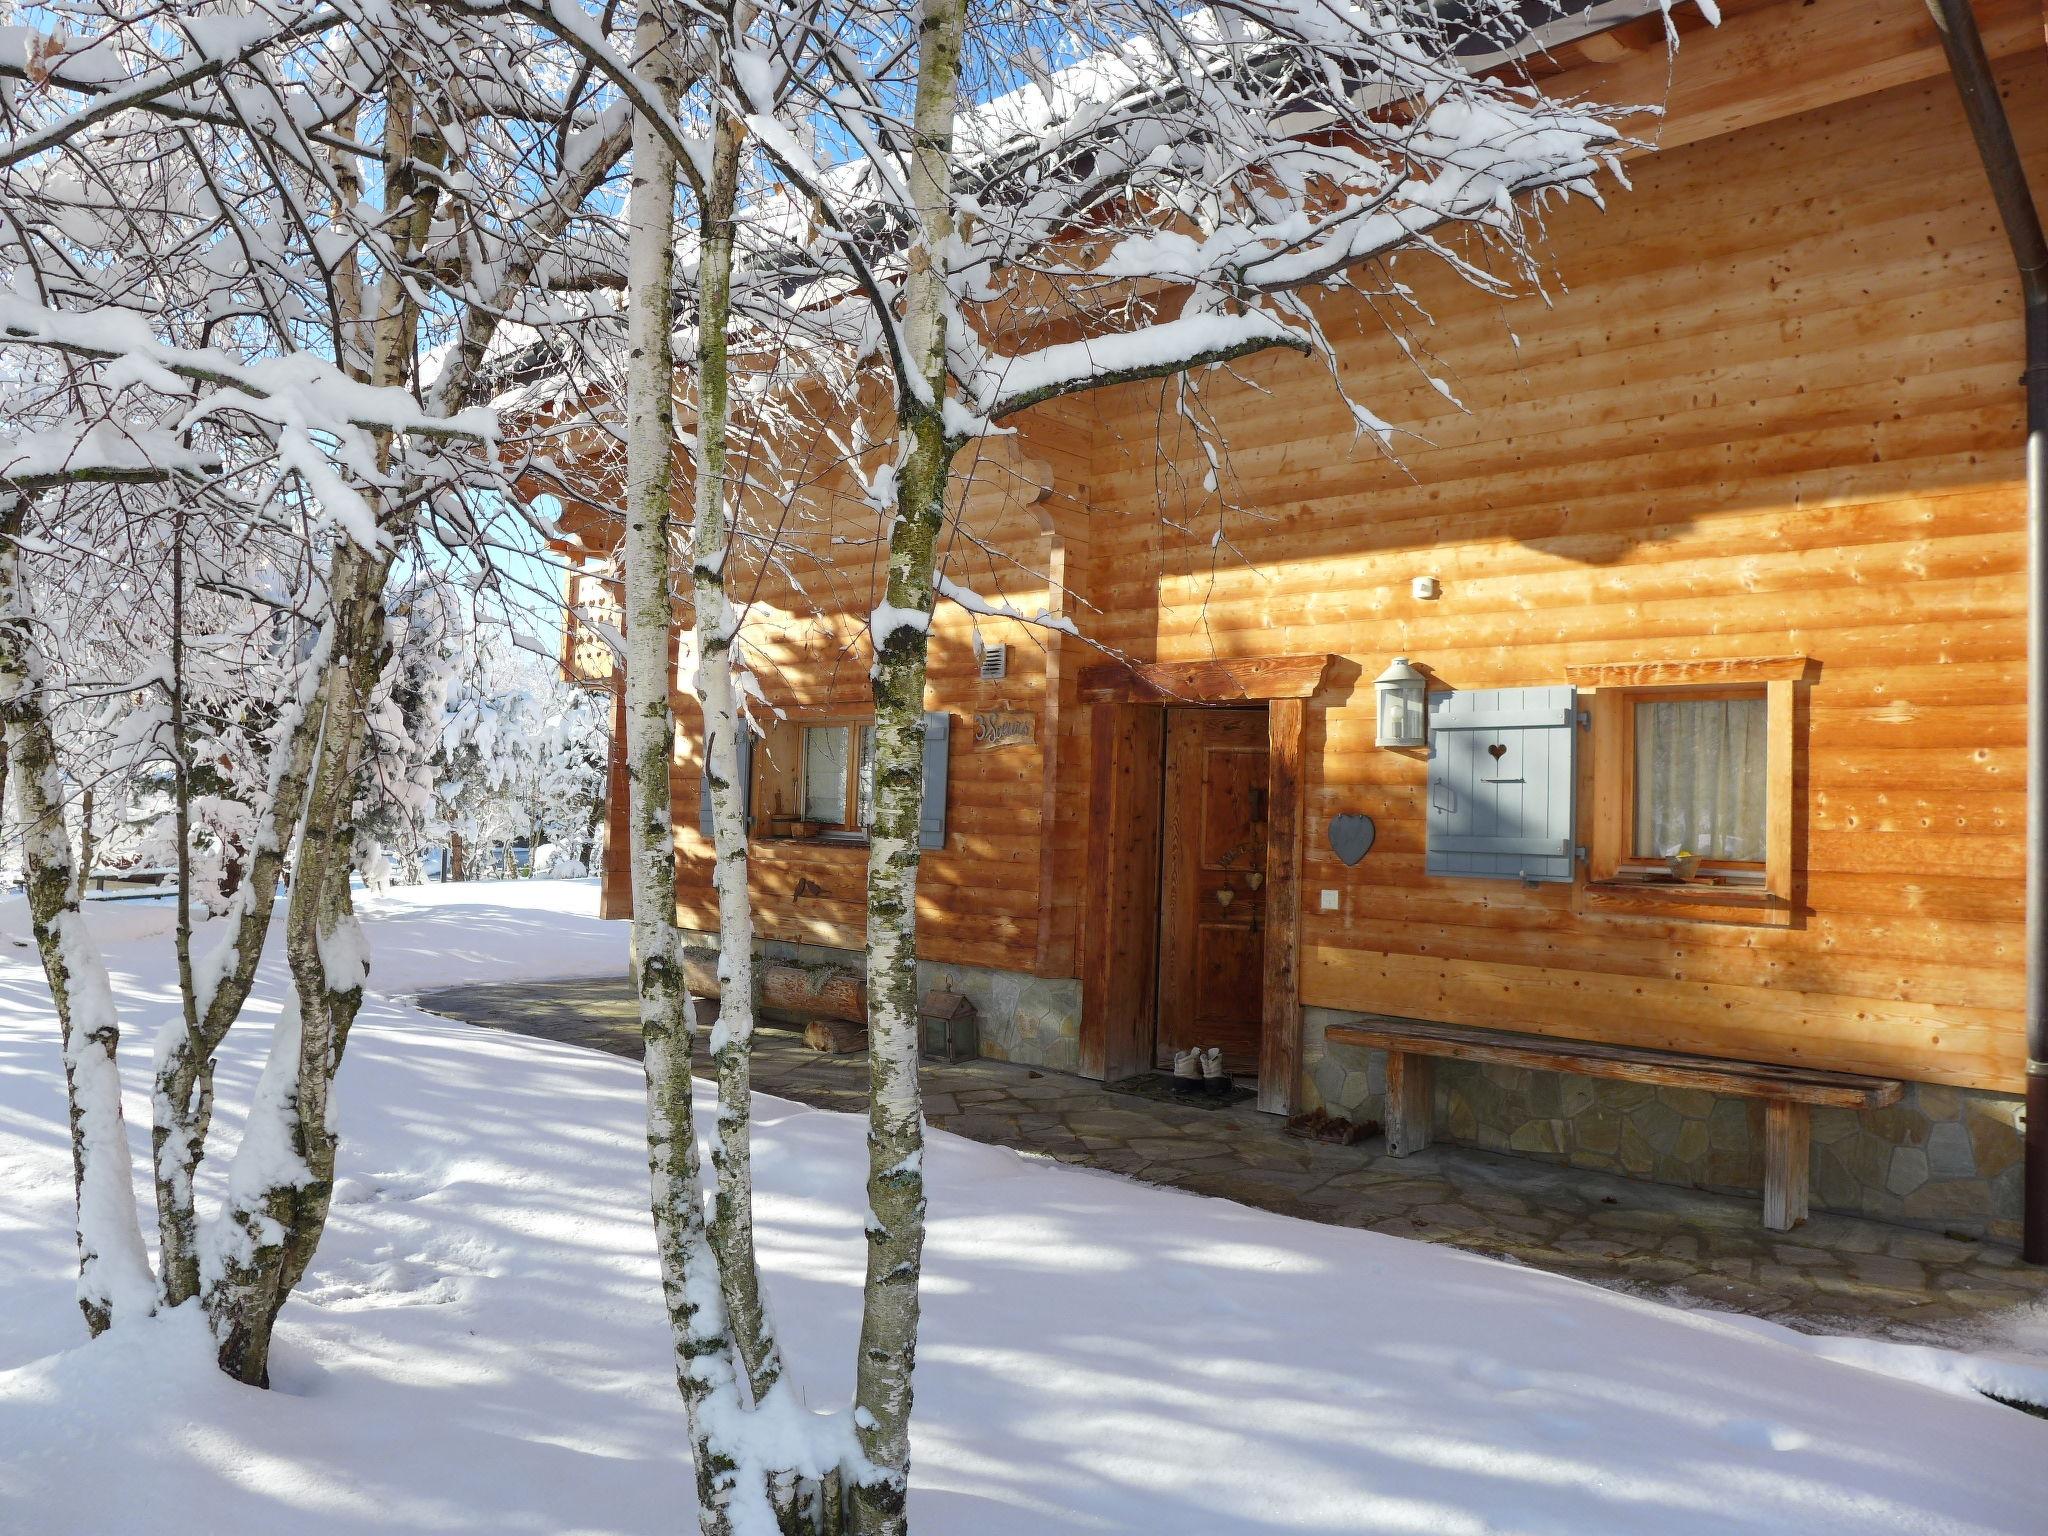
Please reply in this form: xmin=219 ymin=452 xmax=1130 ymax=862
xmin=1385 ymin=1050 xmax=1434 ymax=1156
xmin=1259 ymin=697 xmax=1306 ymax=1115
xmin=1762 ymin=1099 xmax=1811 ymax=1231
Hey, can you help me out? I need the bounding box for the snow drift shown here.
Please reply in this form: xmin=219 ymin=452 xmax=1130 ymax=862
xmin=0 ymin=881 xmax=2042 ymax=1535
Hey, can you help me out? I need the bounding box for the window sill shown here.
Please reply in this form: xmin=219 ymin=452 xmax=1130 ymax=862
xmin=1578 ymin=878 xmax=1791 ymax=927
xmin=754 ymin=832 xmax=869 ymax=850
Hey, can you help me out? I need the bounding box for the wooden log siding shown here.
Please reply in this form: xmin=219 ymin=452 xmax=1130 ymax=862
xmin=600 ymin=12 xmax=2046 ymax=1102
xmin=647 ymin=399 xmax=1095 ymax=976
xmin=1077 ymin=51 xmax=2048 ymax=1095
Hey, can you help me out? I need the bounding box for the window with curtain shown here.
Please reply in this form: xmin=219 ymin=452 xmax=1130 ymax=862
xmin=801 ymin=723 xmax=878 ymax=830
xmin=1632 ymin=694 xmax=1767 ymax=863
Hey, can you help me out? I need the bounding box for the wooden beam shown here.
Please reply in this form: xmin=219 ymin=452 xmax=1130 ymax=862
xmin=1564 ymin=655 xmax=1815 ymax=687
xmin=1078 ymin=703 xmax=1164 ymax=1080
xmin=1032 ymin=525 xmax=1072 ymax=978
xmin=1324 ymin=1017 xmax=1903 ymax=1108
xmin=1259 ymin=696 xmax=1307 ymax=1114
xmin=1556 ymin=0 xmax=2047 ymax=158
xmin=599 ymin=679 xmax=630 ymax=920
xmin=1078 ymin=653 xmax=1335 ymax=704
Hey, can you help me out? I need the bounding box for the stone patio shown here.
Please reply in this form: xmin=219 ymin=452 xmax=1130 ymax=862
xmin=416 ymin=975 xmax=2048 ymax=1343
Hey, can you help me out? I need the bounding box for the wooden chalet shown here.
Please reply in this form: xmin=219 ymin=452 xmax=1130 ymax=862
xmin=563 ymin=0 xmax=2048 ymax=1244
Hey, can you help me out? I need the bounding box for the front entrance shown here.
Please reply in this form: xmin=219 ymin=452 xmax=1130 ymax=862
xmin=1157 ymin=708 xmax=1269 ymax=1076
xmin=1078 ymin=654 xmax=1334 ymax=1113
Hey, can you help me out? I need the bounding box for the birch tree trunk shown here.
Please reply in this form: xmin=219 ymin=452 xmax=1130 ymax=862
xmin=205 ymin=68 xmax=444 ymax=1386
xmin=850 ymin=2 xmax=967 ymax=1528
xmin=0 ymin=495 xmax=157 ymax=1335
xmin=151 ymin=622 xmax=330 ymax=1309
xmin=690 ymin=84 xmax=783 ymax=1408
xmin=619 ymin=15 xmax=754 ymax=1534
xmin=206 ymin=537 xmax=395 ymax=1384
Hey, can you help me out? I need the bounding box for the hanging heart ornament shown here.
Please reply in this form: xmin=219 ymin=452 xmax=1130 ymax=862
xmin=1245 ymin=871 xmax=1264 ymax=890
xmin=1215 ymin=887 xmax=1235 ymax=908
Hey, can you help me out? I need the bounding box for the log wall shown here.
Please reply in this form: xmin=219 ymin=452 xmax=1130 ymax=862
xmin=609 ymin=4 xmax=2048 ymax=1097
xmin=1078 ymin=50 xmax=2047 ymax=1093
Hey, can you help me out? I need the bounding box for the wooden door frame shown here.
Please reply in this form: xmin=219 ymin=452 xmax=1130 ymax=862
xmin=1076 ymin=655 xmax=1332 ymax=1114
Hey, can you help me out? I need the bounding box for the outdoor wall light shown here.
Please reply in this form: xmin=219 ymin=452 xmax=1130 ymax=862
xmin=1374 ymin=656 xmax=1428 ymax=748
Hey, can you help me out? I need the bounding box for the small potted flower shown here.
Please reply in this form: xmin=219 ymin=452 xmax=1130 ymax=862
xmin=1666 ymin=847 xmax=1701 ymax=882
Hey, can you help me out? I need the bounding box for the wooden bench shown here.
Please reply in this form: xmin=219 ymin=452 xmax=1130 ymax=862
xmin=1322 ymin=1017 xmax=1903 ymax=1231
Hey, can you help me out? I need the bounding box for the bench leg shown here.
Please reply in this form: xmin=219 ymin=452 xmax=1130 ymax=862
xmin=1762 ymin=1100 xmax=1811 ymax=1231
xmin=1385 ymin=1051 xmax=1434 ymax=1156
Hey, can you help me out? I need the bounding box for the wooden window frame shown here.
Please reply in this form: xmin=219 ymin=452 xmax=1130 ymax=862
xmin=750 ymin=714 xmax=876 ymax=846
xmin=1568 ymin=657 xmax=1810 ymax=927
xmin=796 ymin=719 xmax=874 ymax=839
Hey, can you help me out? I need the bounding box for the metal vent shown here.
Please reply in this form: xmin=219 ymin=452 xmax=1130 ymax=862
xmin=978 ymin=643 xmax=1007 ymax=680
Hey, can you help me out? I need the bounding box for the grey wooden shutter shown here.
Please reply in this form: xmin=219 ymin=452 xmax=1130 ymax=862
xmin=698 ymin=725 xmax=754 ymax=838
xmin=918 ymin=711 xmax=950 ymax=850
xmin=1426 ymin=686 xmax=1576 ymax=882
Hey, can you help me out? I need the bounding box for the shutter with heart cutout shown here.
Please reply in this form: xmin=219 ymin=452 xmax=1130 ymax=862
xmin=1425 ymin=685 xmax=1577 ymax=883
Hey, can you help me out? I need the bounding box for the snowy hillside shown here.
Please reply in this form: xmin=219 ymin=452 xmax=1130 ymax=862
xmin=0 ymin=881 xmax=2043 ymax=1535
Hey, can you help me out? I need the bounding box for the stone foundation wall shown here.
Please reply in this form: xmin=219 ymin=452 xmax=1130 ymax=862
xmin=1301 ymin=1007 xmax=2027 ymax=1244
xmin=683 ymin=932 xmax=1082 ymax=1072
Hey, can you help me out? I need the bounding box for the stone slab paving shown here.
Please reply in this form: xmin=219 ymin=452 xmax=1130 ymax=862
xmin=417 ymin=976 xmax=2048 ymax=1343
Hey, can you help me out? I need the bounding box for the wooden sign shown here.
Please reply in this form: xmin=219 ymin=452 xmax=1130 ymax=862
xmin=973 ymin=709 xmax=1035 ymax=750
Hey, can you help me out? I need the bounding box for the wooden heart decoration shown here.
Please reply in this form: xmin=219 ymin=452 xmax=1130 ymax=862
xmin=1488 ymin=742 xmax=1508 ymax=761
xmin=1245 ymin=871 xmax=1263 ymax=890
xmin=1215 ymin=887 xmax=1235 ymax=908
xmin=1328 ymin=813 xmax=1375 ymax=866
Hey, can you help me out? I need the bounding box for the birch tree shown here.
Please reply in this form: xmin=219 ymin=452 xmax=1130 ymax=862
xmin=0 ymin=0 xmax=1679 ymax=1515
xmin=721 ymin=1 xmax=1680 ymax=1526
xmin=470 ymin=0 xmax=1680 ymax=1527
xmin=0 ymin=0 xmax=636 ymax=1381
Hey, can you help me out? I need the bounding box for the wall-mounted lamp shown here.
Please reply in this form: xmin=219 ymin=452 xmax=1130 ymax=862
xmin=1374 ymin=657 xmax=1428 ymax=748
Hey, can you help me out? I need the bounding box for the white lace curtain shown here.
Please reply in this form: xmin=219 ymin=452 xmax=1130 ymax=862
xmin=1633 ymin=696 xmax=1767 ymax=862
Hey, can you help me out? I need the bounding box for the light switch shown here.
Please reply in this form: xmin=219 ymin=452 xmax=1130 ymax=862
xmin=1319 ymin=889 xmax=1341 ymax=912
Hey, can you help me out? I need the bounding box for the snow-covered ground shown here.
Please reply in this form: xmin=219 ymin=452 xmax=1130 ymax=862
xmin=1 ymin=881 xmax=2044 ymax=1535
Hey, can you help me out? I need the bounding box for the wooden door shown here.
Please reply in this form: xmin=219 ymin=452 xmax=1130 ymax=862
xmin=1157 ymin=708 xmax=1269 ymax=1075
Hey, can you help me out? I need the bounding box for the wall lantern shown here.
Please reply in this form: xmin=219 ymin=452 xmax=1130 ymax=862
xmin=1374 ymin=657 xmax=1428 ymax=748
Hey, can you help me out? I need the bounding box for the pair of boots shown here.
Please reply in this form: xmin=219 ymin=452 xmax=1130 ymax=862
xmin=1172 ymin=1047 xmax=1225 ymax=1081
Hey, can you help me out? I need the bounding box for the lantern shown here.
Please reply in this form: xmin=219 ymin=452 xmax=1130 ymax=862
xmin=1374 ymin=657 xmax=1427 ymax=748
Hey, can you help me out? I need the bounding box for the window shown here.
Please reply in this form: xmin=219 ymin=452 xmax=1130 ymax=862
xmin=1630 ymin=693 xmax=1767 ymax=868
xmin=1570 ymin=658 xmax=1809 ymax=926
xmin=799 ymin=722 xmax=876 ymax=833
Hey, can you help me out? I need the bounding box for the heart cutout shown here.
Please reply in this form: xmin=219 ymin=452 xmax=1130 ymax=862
xmin=1328 ymin=813 xmax=1375 ymax=866
xmin=1488 ymin=742 xmax=1508 ymax=761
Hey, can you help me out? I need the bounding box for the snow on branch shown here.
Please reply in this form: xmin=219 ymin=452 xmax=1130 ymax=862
xmin=0 ymin=423 xmax=221 ymax=494
xmin=935 ymin=573 xmax=1077 ymax=637
xmin=0 ymin=6 xmax=345 ymax=172
xmin=971 ymin=310 xmax=1311 ymax=426
xmin=0 ymin=297 xmax=497 ymax=442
